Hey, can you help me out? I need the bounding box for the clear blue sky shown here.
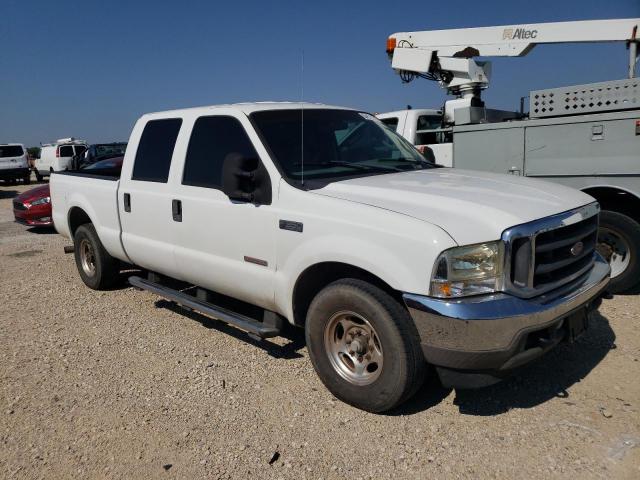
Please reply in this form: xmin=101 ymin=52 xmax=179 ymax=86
xmin=2 ymin=0 xmax=639 ymax=146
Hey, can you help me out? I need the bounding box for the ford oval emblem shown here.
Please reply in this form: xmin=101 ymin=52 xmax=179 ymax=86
xmin=570 ymin=241 xmax=584 ymax=257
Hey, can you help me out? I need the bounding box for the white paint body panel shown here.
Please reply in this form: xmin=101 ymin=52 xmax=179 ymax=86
xmin=51 ymin=102 xmax=592 ymax=324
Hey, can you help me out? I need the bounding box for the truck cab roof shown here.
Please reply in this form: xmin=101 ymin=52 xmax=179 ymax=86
xmin=142 ymin=102 xmax=355 ymax=119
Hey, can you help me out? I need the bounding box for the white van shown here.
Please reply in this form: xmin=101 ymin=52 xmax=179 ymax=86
xmin=35 ymin=138 xmax=87 ymax=180
xmin=0 ymin=143 xmax=30 ymax=184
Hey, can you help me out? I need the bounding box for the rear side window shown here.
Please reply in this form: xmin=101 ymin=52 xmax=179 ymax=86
xmin=59 ymin=145 xmax=74 ymax=157
xmin=0 ymin=145 xmax=24 ymax=157
xmin=380 ymin=117 xmax=399 ymax=130
xmin=74 ymin=145 xmax=87 ymax=156
xmin=182 ymin=116 xmax=258 ymax=189
xmin=132 ymin=118 xmax=182 ymax=182
xmin=416 ymin=115 xmax=441 ymax=131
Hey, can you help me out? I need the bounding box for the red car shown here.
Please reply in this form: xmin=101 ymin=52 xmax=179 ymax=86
xmin=13 ymin=184 xmax=52 ymax=226
xmin=13 ymin=156 xmax=124 ymax=227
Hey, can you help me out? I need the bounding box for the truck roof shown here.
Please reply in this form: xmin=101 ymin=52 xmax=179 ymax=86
xmin=142 ymin=102 xmax=356 ymax=118
xmin=377 ymin=108 xmax=442 ymax=117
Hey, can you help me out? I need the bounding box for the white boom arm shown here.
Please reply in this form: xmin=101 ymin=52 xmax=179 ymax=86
xmin=388 ymin=18 xmax=640 ymax=117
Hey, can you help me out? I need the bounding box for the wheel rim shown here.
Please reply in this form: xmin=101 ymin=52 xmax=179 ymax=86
xmin=597 ymin=227 xmax=631 ymax=278
xmin=79 ymin=238 xmax=96 ymax=277
xmin=323 ymin=311 xmax=383 ymax=386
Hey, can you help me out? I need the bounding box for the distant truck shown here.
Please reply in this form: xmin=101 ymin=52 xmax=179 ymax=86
xmin=378 ymin=90 xmax=640 ymax=294
xmin=51 ymin=102 xmax=609 ymax=412
xmin=71 ymin=142 xmax=127 ymax=169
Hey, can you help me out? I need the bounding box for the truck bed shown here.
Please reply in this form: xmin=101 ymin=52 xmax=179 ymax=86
xmin=50 ymin=171 xmax=129 ymax=262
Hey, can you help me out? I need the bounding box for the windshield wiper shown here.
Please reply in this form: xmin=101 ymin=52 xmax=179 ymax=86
xmin=292 ymin=161 xmax=401 ymax=173
xmin=374 ymin=157 xmax=434 ymax=168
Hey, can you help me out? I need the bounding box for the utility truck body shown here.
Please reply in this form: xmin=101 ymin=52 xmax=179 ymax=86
xmin=383 ymin=18 xmax=640 ymax=293
xmin=51 ymin=102 xmax=609 ymax=412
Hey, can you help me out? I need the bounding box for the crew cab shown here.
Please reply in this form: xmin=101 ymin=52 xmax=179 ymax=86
xmin=377 ymin=109 xmax=452 ymax=166
xmin=51 ymin=103 xmax=610 ymax=412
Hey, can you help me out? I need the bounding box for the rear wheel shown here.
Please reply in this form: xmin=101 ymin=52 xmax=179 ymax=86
xmin=34 ymin=169 xmax=43 ymax=182
xmin=597 ymin=210 xmax=640 ymax=293
xmin=305 ymin=279 xmax=425 ymax=412
xmin=73 ymin=224 xmax=119 ymax=290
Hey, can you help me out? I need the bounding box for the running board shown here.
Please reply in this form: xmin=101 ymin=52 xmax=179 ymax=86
xmin=128 ymin=276 xmax=282 ymax=338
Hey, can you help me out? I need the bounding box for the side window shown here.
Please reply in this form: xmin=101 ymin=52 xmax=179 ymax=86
xmin=132 ymin=118 xmax=182 ymax=182
xmin=59 ymin=145 xmax=74 ymax=157
xmin=380 ymin=117 xmax=399 ymax=130
xmin=416 ymin=115 xmax=443 ymax=145
xmin=74 ymin=145 xmax=87 ymax=156
xmin=182 ymin=116 xmax=259 ymax=189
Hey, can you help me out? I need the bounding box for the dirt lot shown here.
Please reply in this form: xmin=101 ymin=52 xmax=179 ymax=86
xmin=1 ymin=182 xmax=639 ymax=479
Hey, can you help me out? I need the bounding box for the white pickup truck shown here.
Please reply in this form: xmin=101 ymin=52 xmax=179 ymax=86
xmin=51 ymin=103 xmax=610 ymax=412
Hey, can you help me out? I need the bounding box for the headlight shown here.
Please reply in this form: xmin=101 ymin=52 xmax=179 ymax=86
xmin=30 ymin=196 xmax=50 ymax=206
xmin=430 ymin=241 xmax=504 ymax=298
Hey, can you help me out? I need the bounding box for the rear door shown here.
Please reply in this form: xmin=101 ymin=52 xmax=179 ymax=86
xmin=119 ymin=117 xmax=183 ymax=278
xmin=171 ymin=112 xmax=278 ymax=308
xmin=57 ymin=145 xmax=75 ymax=171
xmin=0 ymin=145 xmax=25 ymax=171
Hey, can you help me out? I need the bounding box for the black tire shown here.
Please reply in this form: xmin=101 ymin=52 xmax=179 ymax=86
xmin=598 ymin=210 xmax=640 ymax=293
xmin=305 ymin=279 xmax=425 ymax=412
xmin=73 ymin=224 xmax=119 ymax=290
xmin=23 ymin=173 xmax=31 ymax=185
xmin=34 ymin=170 xmax=43 ymax=182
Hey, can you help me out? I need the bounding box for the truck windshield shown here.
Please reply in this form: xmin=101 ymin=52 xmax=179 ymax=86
xmin=251 ymin=109 xmax=434 ymax=186
xmin=94 ymin=143 xmax=126 ymax=159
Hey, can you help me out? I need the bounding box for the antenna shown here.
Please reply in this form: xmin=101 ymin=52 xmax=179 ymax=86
xmin=300 ymin=49 xmax=304 ymax=187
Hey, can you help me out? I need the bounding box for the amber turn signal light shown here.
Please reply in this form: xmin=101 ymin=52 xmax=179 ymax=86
xmin=386 ymin=37 xmax=396 ymax=54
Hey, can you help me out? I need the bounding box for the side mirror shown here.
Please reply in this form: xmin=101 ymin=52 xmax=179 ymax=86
xmin=222 ymin=153 xmax=272 ymax=205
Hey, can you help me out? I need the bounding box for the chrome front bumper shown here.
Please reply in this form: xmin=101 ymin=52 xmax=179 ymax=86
xmin=403 ymin=255 xmax=610 ymax=374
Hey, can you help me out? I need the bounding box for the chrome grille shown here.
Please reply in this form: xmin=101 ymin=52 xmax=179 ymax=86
xmin=533 ymin=215 xmax=598 ymax=289
xmin=502 ymin=203 xmax=600 ymax=298
xmin=13 ymin=200 xmax=27 ymax=211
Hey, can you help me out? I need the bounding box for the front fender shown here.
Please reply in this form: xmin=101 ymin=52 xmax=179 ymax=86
xmin=273 ymin=213 xmax=456 ymax=321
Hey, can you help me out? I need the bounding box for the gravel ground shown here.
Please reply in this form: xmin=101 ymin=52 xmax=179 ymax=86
xmin=1 ymin=181 xmax=639 ymax=479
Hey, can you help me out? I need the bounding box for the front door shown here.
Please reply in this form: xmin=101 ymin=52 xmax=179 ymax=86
xmin=171 ymin=113 xmax=277 ymax=310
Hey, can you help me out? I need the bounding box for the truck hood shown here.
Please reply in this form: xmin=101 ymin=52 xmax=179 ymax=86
xmin=311 ymin=169 xmax=594 ymax=245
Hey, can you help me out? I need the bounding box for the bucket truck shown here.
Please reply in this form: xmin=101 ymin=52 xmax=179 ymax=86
xmin=379 ymin=18 xmax=640 ymax=294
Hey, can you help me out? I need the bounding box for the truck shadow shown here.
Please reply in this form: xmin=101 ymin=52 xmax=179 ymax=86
xmin=390 ymin=310 xmax=616 ymax=416
xmin=0 ymin=189 xmax=19 ymax=199
xmin=154 ymin=299 xmax=306 ymax=360
xmin=26 ymin=226 xmax=57 ymax=235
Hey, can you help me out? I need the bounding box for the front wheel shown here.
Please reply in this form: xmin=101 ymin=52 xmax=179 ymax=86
xmin=305 ymin=279 xmax=425 ymax=412
xmin=597 ymin=210 xmax=640 ymax=293
xmin=73 ymin=224 xmax=119 ymax=290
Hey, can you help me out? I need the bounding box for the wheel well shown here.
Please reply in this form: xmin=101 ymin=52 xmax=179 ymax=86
xmin=583 ymin=187 xmax=640 ymax=224
xmin=291 ymin=262 xmax=402 ymax=327
xmin=68 ymin=207 xmax=92 ymax=237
